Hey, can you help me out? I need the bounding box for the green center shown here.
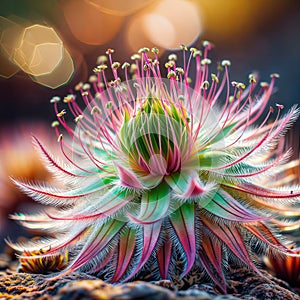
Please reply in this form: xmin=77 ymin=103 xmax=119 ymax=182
xmin=119 ymin=97 xmax=191 ymax=175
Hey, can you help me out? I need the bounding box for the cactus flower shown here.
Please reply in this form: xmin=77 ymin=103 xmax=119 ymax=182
xmin=10 ymin=43 xmax=300 ymax=292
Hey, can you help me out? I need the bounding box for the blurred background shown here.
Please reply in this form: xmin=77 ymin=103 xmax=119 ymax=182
xmin=0 ymin=0 xmax=300 ymax=250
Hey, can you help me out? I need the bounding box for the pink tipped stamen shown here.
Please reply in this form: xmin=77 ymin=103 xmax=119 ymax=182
xmin=58 ymin=136 xmax=96 ymax=175
xmin=243 ymin=106 xmax=274 ymax=141
xmin=223 ymin=182 xmax=300 ymax=199
xmin=32 ymin=136 xmax=88 ymax=178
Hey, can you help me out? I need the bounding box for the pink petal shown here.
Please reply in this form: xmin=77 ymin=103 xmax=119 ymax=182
xmin=202 ymin=216 xmax=259 ymax=272
xmin=115 ymin=163 xmax=144 ymax=190
xmin=182 ymin=177 xmax=205 ymax=198
xmin=112 ymin=228 xmax=136 ymax=282
xmin=156 ymin=239 xmax=172 ymax=279
xmin=124 ymin=221 xmax=162 ymax=281
xmin=170 ymin=203 xmax=196 ymax=276
xmin=198 ymin=234 xmax=226 ymax=292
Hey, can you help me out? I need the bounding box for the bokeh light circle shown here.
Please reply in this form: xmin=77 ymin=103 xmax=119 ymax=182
xmin=30 ymin=48 xmax=74 ymax=89
xmin=62 ymin=0 xmax=124 ymax=45
xmin=86 ymin=0 xmax=154 ymax=16
xmin=126 ymin=0 xmax=202 ymax=52
xmin=13 ymin=24 xmax=64 ymax=76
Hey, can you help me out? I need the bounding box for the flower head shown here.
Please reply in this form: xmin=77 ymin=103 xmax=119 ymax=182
xmin=10 ymin=42 xmax=300 ymax=292
xmin=18 ymin=248 xmax=68 ymax=274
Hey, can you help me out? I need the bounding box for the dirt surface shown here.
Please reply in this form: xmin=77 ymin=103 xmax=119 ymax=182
xmin=0 ymin=252 xmax=299 ymax=300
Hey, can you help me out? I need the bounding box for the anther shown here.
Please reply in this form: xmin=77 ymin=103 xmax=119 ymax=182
xmin=260 ymin=82 xmax=269 ymax=88
xmin=168 ymin=54 xmax=177 ymax=61
xmin=201 ymin=58 xmax=211 ymax=65
xmin=193 ymin=50 xmax=201 ymax=58
xmin=276 ymin=103 xmax=284 ymax=109
xmin=178 ymin=95 xmax=185 ymax=101
xmin=237 ymin=83 xmax=245 ymax=89
xmin=122 ymin=62 xmax=130 ymax=69
xmin=167 ymin=70 xmax=177 ymax=79
xmin=83 ymin=83 xmax=90 ymax=90
xmin=57 ymin=110 xmax=66 ymax=117
xmin=180 ymin=44 xmax=188 ymax=51
xmin=98 ymin=65 xmax=108 ymax=72
xmin=89 ymin=75 xmax=97 ymax=83
xmin=201 ymin=81 xmax=210 ymax=90
xmin=165 ymin=61 xmax=175 ymax=68
xmin=63 ymin=94 xmax=75 ymax=103
xmin=248 ymin=74 xmax=256 ymax=83
xmin=112 ymin=62 xmax=120 ymax=69
xmin=202 ymin=40 xmax=211 ymax=48
xmin=138 ymin=47 xmax=150 ymax=53
xmin=97 ymin=55 xmax=107 ymax=64
xmin=151 ymin=47 xmax=159 ymax=54
xmin=217 ymin=63 xmax=223 ymax=72
xmin=75 ymin=82 xmax=83 ymax=91
xmin=75 ymin=115 xmax=83 ymax=122
xmin=106 ymin=101 xmax=112 ymax=109
xmin=50 ymin=96 xmax=60 ymax=103
xmin=271 ymin=73 xmax=280 ymax=78
xmin=130 ymin=64 xmax=138 ymax=73
xmin=131 ymin=54 xmax=141 ymax=60
xmin=221 ymin=60 xmax=231 ymax=67
xmin=133 ymin=82 xmax=140 ymax=89
xmin=106 ymin=48 xmax=115 ymax=55
xmin=176 ymin=67 xmax=184 ymax=75
xmin=91 ymin=106 xmax=101 ymax=115
xmin=211 ymin=73 xmax=219 ymax=83
xmin=51 ymin=121 xmax=59 ymax=127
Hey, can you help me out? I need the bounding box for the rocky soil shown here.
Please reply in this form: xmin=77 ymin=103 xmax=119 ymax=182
xmin=0 ymin=252 xmax=299 ymax=300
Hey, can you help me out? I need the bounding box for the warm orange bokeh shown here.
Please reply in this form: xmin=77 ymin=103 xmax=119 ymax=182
xmin=13 ymin=25 xmax=64 ymax=76
xmin=62 ymin=0 xmax=124 ymax=46
xmin=86 ymin=0 xmax=154 ymax=16
xmin=126 ymin=0 xmax=202 ymax=52
xmin=30 ymin=48 xmax=74 ymax=88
